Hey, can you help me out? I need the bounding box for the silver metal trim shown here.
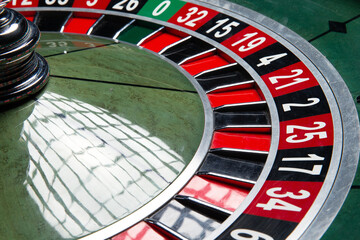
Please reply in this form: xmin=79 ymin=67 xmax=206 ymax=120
xmin=216 ymin=125 xmax=271 ymax=129
xmin=146 ymin=219 xmax=190 ymax=240
xmin=198 ymin=172 xmax=257 ymax=186
xmin=210 ymin=148 xmax=269 ymax=155
xmin=113 ymin=18 xmax=135 ymax=39
xmin=59 ymin=11 xmax=72 ymax=33
xmin=204 ymin=81 xmax=255 ymax=94
xmin=178 ymin=48 xmax=217 ymax=65
xmin=175 ymin=195 xmax=234 ymax=216
xmin=194 ymin=62 xmax=238 ymax=78
xmin=86 ymin=14 xmax=104 ymax=35
xmin=159 ymin=35 xmax=192 ymax=55
xmin=214 ymin=101 xmax=267 ymax=111
xmin=137 ymin=26 xmax=164 ymax=46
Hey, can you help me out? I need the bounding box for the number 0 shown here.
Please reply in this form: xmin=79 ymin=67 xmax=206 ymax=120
xmin=152 ymin=0 xmax=171 ymax=16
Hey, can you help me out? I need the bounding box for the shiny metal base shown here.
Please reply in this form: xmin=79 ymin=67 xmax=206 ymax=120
xmin=0 ymin=5 xmax=49 ymax=106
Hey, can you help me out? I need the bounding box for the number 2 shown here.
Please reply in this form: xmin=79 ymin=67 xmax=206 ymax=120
xmin=282 ymin=98 xmax=320 ymax=112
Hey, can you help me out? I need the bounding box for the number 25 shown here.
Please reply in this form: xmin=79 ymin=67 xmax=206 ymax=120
xmin=286 ymin=122 xmax=327 ymax=143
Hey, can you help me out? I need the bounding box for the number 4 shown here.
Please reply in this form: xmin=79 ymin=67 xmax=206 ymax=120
xmin=257 ymin=53 xmax=287 ymax=67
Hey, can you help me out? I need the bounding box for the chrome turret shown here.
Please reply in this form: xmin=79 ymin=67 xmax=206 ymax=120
xmin=0 ymin=0 xmax=49 ymax=106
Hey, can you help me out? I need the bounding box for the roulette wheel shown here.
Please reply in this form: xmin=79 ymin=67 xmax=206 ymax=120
xmin=1 ymin=0 xmax=359 ymax=239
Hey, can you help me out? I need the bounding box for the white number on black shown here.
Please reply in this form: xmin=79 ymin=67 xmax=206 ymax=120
xmin=282 ymin=98 xmax=320 ymax=112
xmin=279 ymin=165 xmax=323 ymax=175
xmin=231 ymin=229 xmax=274 ymax=240
xmin=279 ymin=154 xmax=324 ymax=175
xmin=257 ymin=53 xmax=287 ymax=67
xmin=45 ymin=0 xmax=69 ymax=5
xmin=206 ymin=18 xmax=240 ymax=38
xmin=282 ymin=154 xmax=324 ymax=162
xmin=112 ymin=0 xmax=139 ymax=11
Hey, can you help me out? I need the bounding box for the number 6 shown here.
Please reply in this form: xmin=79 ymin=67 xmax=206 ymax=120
xmin=231 ymin=229 xmax=274 ymax=240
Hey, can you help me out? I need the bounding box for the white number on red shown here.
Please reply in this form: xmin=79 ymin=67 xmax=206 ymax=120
xmin=86 ymin=0 xmax=97 ymax=7
xmin=177 ymin=7 xmax=208 ymax=27
xmin=286 ymin=121 xmax=327 ymax=143
xmin=11 ymin=0 xmax=32 ymax=6
xmin=231 ymin=32 xmax=266 ymax=52
xmin=256 ymin=187 xmax=310 ymax=212
xmin=269 ymin=69 xmax=309 ymax=90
